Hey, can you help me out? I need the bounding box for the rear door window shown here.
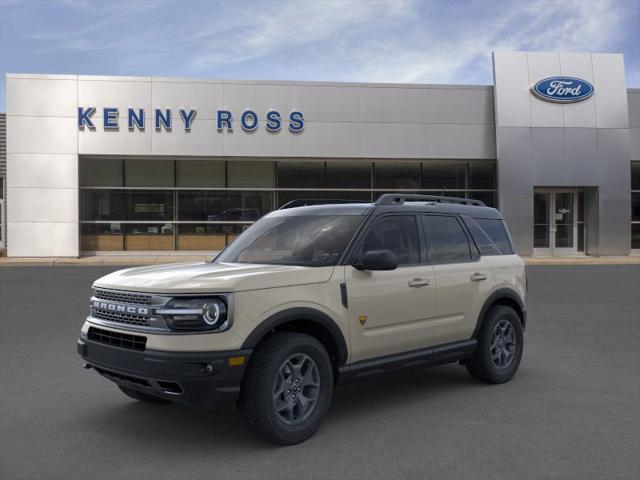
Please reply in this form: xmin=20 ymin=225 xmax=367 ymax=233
xmin=422 ymin=215 xmax=472 ymax=264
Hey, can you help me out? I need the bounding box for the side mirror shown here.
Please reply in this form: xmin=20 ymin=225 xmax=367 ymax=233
xmin=353 ymin=249 xmax=398 ymax=271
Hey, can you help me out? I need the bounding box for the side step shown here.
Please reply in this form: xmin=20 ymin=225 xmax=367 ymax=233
xmin=337 ymin=339 xmax=477 ymax=385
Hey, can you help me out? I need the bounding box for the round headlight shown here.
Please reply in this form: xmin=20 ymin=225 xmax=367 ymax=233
xmin=160 ymin=297 xmax=229 ymax=331
xmin=203 ymin=301 xmax=223 ymax=326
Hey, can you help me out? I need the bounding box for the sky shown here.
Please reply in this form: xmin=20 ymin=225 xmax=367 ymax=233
xmin=0 ymin=0 xmax=639 ymax=111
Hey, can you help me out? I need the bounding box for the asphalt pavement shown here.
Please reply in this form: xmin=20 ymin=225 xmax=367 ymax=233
xmin=1 ymin=265 xmax=639 ymax=480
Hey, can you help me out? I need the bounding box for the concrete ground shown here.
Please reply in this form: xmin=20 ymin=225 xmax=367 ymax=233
xmin=0 ymin=265 xmax=639 ymax=480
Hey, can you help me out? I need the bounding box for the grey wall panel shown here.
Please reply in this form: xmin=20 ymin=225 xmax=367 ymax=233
xmin=597 ymin=129 xmax=631 ymax=198
xmin=151 ymin=80 xmax=223 ymax=120
xmin=628 ymin=90 xmax=640 ymax=127
xmin=361 ymin=123 xmax=427 ymax=158
xmin=8 ymin=154 xmax=78 ymax=188
xmin=630 ymin=127 xmax=640 ymax=160
xmin=528 ymin=52 xmax=565 ymax=128
xmin=592 ymin=54 xmax=629 ymax=129
xmin=152 ymin=119 xmax=223 ymax=156
xmin=559 ymin=53 xmax=597 ymax=128
xmin=532 ymin=127 xmax=567 ymax=185
xmin=565 ymin=128 xmax=598 ymax=185
xmin=292 ymin=85 xmax=361 ymax=123
xmin=80 ymin=118 xmax=152 ymax=155
xmin=291 ymin=122 xmax=361 ymax=158
xmin=223 ymin=126 xmax=293 ymax=157
xmin=223 ymin=83 xmax=294 ymax=120
xmin=493 ymin=52 xmax=532 ymax=128
xmin=6 ymin=76 xmax=77 ymax=117
xmin=78 ymin=78 xmax=152 ymax=118
xmin=361 ymin=87 xmax=429 ymax=124
xmin=8 ymin=116 xmax=77 ymax=154
xmin=597 ymin=198 xmax=631 ymax=254
xmin=427 ymin=124 xmax=495 ymax=158
xmin=495 ymin=127 xmax=533 ymax=199
xmin=425 ymin=88 xmax=494 ymax=125
xmin=7 ymin=222 xmax=79 ymax=257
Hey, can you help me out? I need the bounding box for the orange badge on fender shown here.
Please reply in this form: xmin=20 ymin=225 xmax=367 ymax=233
xmin=358 ymin=315 xmax=367 ymax=326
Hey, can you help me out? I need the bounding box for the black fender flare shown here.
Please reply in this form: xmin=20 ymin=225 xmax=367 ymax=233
xmin=241 ymin=307 xmax=349 ymax=367
xmin=473 ymin=288 xmax=526 ymax=337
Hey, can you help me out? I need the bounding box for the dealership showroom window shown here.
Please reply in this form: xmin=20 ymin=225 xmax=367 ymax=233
xmin=79 ymin=158 xmax=497 ymax=252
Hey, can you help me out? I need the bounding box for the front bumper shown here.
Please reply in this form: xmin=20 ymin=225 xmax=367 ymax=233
xmin=77 ymin=337 xmax=252 ymax=410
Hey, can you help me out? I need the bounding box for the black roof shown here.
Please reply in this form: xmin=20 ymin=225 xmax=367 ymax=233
xmin=270 ymin=194 xmax=504 ymax=220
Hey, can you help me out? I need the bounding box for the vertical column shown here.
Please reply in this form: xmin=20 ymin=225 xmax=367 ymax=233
xmin=6 ymin=74 xmax=79 ymax=257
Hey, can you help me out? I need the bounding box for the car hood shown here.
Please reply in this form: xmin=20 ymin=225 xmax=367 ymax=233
xmin=93 ymin=262 xmax=335 ymax=294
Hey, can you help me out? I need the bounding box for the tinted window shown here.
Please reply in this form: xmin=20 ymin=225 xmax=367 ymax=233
xmin=424 ymin=215 xmax=472 ymax=264
xmin=361 ymin=216 xmax=420 ymax=265
xmin=463 ymin=217 xmax=500 ymax=256
xmin=476 ymin=219 xmax=514 ymax=254
xmin=374 ymin=162 xmax=420 ymax=189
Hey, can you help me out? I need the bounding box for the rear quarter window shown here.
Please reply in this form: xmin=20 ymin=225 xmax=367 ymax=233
xmin=475 ymin=218 xmax=514 ymax=255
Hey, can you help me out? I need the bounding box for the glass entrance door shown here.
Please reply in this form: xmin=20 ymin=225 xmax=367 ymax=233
xmin=533 ymin=189 xmax=579 ymax=255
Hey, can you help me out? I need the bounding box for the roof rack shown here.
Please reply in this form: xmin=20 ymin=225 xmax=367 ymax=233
xmin=375 ymin=193 xmax=486 ymax=207
xmin=278 ymin=199 xmax=367 ymax=209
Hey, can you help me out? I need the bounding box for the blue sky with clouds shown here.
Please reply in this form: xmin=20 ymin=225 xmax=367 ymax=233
xmin=0 ymin=0 xmax=639 ymax=110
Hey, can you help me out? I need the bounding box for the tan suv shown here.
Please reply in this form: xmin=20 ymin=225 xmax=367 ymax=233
xmin=77 ymin=194 xmax=526 ymax=445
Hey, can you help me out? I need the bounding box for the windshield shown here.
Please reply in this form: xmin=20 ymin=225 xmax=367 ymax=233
xmin=216 ymin=215 xmax=363 ymax=267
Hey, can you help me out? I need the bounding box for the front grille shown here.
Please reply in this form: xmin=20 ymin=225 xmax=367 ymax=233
xmin=92 ymin=309 xmax=150 ymax=327
xmin=88 ymin=327 xmax=147 ymax=351
xmin=93 ymin=366 xmax=151 ymax=387
xmin=94 ymin=289 xmax=152 ymax=305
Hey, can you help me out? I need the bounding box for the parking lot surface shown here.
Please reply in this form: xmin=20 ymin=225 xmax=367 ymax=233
xmin=1 ymin=265 xmax=639 ymax=480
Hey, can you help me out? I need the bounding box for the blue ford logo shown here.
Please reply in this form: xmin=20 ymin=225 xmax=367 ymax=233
xmin=531 ymin=77 xmax=594 ymax=103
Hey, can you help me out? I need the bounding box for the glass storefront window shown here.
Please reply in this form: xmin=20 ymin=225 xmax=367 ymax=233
xmin=632 ymin=192 xmax=640 ymax=222
xmin=468 ymin=162 xmax=496 ymax=190
xmin=375 ymin=162 xmax=420 ymax=189
xmin=79 ymin=157 xmax=498 ymax=252
xmin=177 ymin=160 xmax=225 ymax=188
xmin=422 ymin=162 xmax=466 ymax=190
xmin=326 ymin=161 xmax=371 ymax=189
xmin=80 ymin=158 xmax=123 ymax=187
xmin=631 ymin=162 xmax=640 ymax=191
xmin=81 ymin=190 xmax=126 ymax=221
xmin=125 ymin=159 xmax=174 ymax=187
xmin=226 ymin=191 xmax=272 ymax=220
xmin=178 ymin=191 xmax=225 ymax=221
xmin=128 ymin=191 xmax=174 ymax=221
xmin=632 ymin=224 xmax=640 ymax=249
xmin=277 ymin=161 xmax=324 ymax=188
xmin=228 ymin=161 xmax=274 ymax=188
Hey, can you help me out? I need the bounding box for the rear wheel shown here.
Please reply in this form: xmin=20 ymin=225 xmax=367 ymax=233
xmin=239 ymin=332 xmax=334 ymax=445
xmin=466 ymin=305 xmax=523 ymax=384
xmin=118 ymin=385 xmax=169 ymax=404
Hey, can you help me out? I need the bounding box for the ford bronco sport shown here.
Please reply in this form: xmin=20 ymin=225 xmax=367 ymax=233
xmin=77 ymin=194 xmax=526 ymax=445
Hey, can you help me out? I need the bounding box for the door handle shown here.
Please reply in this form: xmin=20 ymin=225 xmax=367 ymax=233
xmin=470 ymin=272 xmax=488 ymax=282
xmin=408 ymin=278 xmax=431 ymax=288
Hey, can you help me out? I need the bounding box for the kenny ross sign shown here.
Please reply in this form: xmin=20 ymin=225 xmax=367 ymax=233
xmin=530 ymin=76 xmax=594 ymax=103
xmin=78 ymin=107 xmax=304 ymax=133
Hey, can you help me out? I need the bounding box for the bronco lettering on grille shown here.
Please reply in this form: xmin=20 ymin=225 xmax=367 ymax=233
xmin=91 ymin=300 xmax=149 ymax=316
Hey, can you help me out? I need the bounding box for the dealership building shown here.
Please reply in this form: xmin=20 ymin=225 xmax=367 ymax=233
xmin=1 ymin=51 xmax=639 ymax=257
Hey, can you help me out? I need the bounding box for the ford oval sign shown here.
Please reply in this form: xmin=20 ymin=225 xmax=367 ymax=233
xmin=531 ymin=77 xmax=594 ymax=103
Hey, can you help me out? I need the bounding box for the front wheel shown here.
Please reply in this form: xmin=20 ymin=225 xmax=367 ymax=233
xmin=238 ymin=332 xmax=334 ymax=445
xmin=466 ymin=305 xmax=523 ymax=384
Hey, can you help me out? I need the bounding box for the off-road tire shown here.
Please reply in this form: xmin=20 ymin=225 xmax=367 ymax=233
xmin=239 ymin=332 xmax=334 ymax=445
xmin=118 ymin=385 xmax=169 ymax=403
xmin=466 ymin=305 xmax=523 ymax=384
